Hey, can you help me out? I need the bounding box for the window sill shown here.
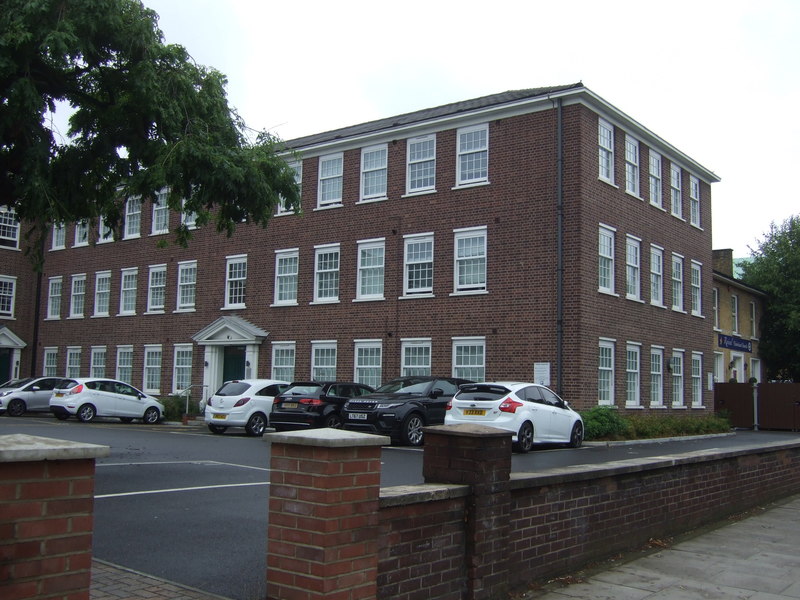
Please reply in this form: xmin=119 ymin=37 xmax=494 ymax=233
xmin=149 ymin=231 xmax=169 ymax=237
xmin=649 ymin=405 xmax=668 ymax=410
xmin=173 ymin=308 xmax=196 ymax=313
xmin=671 ymin=308 xmax=688 ymax=314
xmin=66 ymin=316 xmax=84 ymax=320
xmin=270 ymin=302 xmax=299 ymax=308
xmin=356 ymin=196 xmax=388 ymax=205
xmin=690 ymin=405 xmax=707 ymax=410
xmin=0 ymin=246 xmax=21 ymax=252
xmin=598 ymin=178 xmax=618 ymax=189
xmin=399 ymin=294 xmax=435 ymax=300
xmin=690 ymin=223 xmax=704 ymax=232
xmin=91 ymin=314 xmax=109 ymax=319
xmin=0 ymin=315 xmax=15 ymax=320
xmin=49 ymin=247 xmax=65 ymax=252
xmin=650 ymin=202 xmax=667 ymax=213
xmin=402 ymin=189 xmax=437 ymax=199
xmin=625 ymin=191 xmax=644 ymax=201
xmin=116 ymin=313 xmax=137 ymax=317
xmin=650 ymin=302 xmax=667 ymax=309
xmin=691 ymin=312 xmax=705 ymax=319
xmin=671 ymin=405 xmax=688 ymax=410
xmin=452 ymin=180 xmax=490 ymax=191
xmin=44 ymin=317 xmax=60 ymax=321
xmin=221 ymin=305 xmax=245 ymax=311
xmin=313 ymin=203 xmax=343 ymax=211
xmin=352 ymin=297 xmax=385 ymax=303
xmin=309 ymin=300 xmax=340 ymax=305
xmin=598 ymin=289 xmax=619 ymax=298
xmin=671 ymin=214 xmax=686 ymax=222
xmin=450 ymin=290 xmax=488 ymax=297
xmin=144 ymin=310 xmax=165 ymax=315
xmin=626 ymin=296 xmax=645 ymax=303
xmin=123 ymin=234 xmax=141 ymax=241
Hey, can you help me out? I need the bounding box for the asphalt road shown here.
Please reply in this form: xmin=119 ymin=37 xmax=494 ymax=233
xmin=2 ymin=415 xmax=798 ymax=599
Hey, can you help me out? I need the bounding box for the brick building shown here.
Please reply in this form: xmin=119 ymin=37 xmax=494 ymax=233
xmin=712 ymin=249 xmax=766 ymax=383
xmin=0 ymin=83 xmax=720 ymax=413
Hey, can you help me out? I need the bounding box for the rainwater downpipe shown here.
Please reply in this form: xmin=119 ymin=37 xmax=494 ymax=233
xmin=555 ymin=97 xmax=564 ymax=395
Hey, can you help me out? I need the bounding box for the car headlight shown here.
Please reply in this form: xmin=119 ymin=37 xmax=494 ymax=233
xmin=376 ymin=402 xmax=403 ymax=409
xmin=0 ymin=391 xmax=10 ymax=397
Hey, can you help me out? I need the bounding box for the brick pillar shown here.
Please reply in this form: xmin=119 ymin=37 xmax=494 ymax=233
xmin=423 ymin=424 xmax=513 ymax=600
xmin=0 ymin=434 xmax=109 ymax=600
xmin=266 ymin=429 xmax=388 ymax=600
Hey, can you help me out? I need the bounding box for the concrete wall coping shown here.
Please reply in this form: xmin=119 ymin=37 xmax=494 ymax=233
xmin=264 ymin=428 xmax=391 ymax=448
xmin=0 ymin=434 xmax=110 ymax=462
xmin=424 ymin=423 xmax=513 ymax=438
xmin=380 ymin=483 xmax=470 ymax=507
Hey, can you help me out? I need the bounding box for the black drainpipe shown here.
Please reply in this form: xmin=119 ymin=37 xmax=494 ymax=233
xmin=555 ymin=98 xmax=564 ymax=395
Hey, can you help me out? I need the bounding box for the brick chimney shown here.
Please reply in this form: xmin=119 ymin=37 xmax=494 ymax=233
xmin=713 ymin=249 xmax=734 ymax=277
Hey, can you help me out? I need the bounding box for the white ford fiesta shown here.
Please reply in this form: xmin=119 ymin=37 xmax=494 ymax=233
xmin=49 ymin=378 xmax=164 ymax=424
xmin=445 ymin=382 xmax=584 ymax=452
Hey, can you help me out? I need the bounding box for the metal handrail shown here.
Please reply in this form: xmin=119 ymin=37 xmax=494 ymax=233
xmin=176 ymin=384 xmax=208 ymax=415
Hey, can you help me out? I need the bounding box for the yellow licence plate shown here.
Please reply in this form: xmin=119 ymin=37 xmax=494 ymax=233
xmin=283 ymin=402 xmax=298 ymax=409
xmin=464 ymin=409 xmax=486 ymax=416
xmin=212 ymin=414 xmax=227 ymax=420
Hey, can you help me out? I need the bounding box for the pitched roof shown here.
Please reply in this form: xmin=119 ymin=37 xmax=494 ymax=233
xmin=283 ymin=83 xmax=583 ymax=149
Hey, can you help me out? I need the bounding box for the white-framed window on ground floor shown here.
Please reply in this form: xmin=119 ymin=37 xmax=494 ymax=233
xmin=173 ymin=344 xmax=193 ymax=394
xmin=671 ymin=350 xmax=685 ymax=407
xmin=691 ymin=352 xmax=703 ymax=407
xmin=354 ymin=340 xmax=382 ymax=388
xmin=311 ymin=341 xmax=337 ymax=381
xmin=625 ymin=343 xmax=641 ymax=407
xmin=143 ymin=345 xmax=162 ymax=394
xmin=116 ymin=346 xmax=133 ymax=384
xmin=90 ymin=346 xmax=106 ymax=378
xmin=452 ymin=337 xmax=485 ymax=381
xmin=650 ymin=346 xmax=664 ymax=407
xmin=401 ymin=339 xmax=431 ymax=377
xmin=598 ymin=339 xmax=615 ymax=406
xmin=271 ymin=342 xmax=296 ymax=382
xmin=66 ymin=347 xmax=81 ymax=378
xmin=713 ymin=352 xmax=725 ymax=383
xmin=43 ymin=347 xmax=58 ymax=377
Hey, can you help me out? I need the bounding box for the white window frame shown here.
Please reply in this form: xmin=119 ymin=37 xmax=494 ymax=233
xmin=66 ymin=346 xmax=81 ymax=378
xmin=317 ymin=153 xmax=343 ymax=209
xmin=0 ymin=207 xmax=20 ymax=250
xmin=598 ymin=225 xmax=616 ymax=294
xmin=750 ymin=358 xmax=762 ymax=384
xmin=731 ymin=294 xmax=739 ymax=334
xmin=0 ymin=275 xmax=16 ymax=318
xmin=649 ymin=151 xmax=662 ymax=208
xmin=176 ymin=260 xmax=197 ymax=312
xmin=172 ymin=344 xmax=193 ymax=394
xmin=406 ymin=134 xmax=436 ymax=194
xmin=52 ymin=223 xmax=66 ymax=250
xmin=359 ymin=144 xmax=388 ymax=202
xmin=691 ymin=352 xmax=703 ymax=408
xmin=453 ymin=227 xmax=487 ymax=294
xmin=713 ymin=352 xmax=725 ymax=383
xmin=670 ymin=164 xmax=682 ymax=218
xmin=224 ymin=255 xmax=247 ymax=309
xmin=689 ymin=175 xmax=701 ymax=228
xmin=180 ymin=198 xmax=198 ymax=229
xmin=598 ymin=339 xmax=615 ymax=406
xmin=311 ymin=340 xmax=337 ymax=381
xmin=624 ymin=135 xmax=640 ymax=197
xmin=452 ymin=337 xmax=486 ymax=381
xmin=354 ymin=340 xmax=382 ymax=388
xmin=712 ymin=287 xmax=720 ymax=330
xmin=401 ymin=338 xmax=432 ymax=377
xmin=43 ymin=347 xmax=58 ymax=377
xmin=598 ymin=119 xmax=614 ymax=183
xmin=143 ymin=345 xmax=162 ymax=394
xmin=90 ymin=346 xmax=106 ymax=378
xmin=271 ymin=342 xmax=296 ymax=382
xmin=69 ymin=274 xmax=86 ymax=319
xmin=456 ymin=123 xmax=489 ymax=187
xmin=750 ymin=301 xmax=757 ymax=339
xmin=124 ymin=197 xmax=142 ymax=239
xmin=98 ymin=217 xmax=114 ymax=244
xmin=313 ymin=244 xmax=340 ymax=304
xmin=403 ymin=233 xmax=434 ymax=297
xmin=119 ymin=267 xmax=138 ymax=316
xmin=625 ymin=235 xmax=641 ymax=301
xmin=650 ymin=346 xmax=664 ymax=407
xmin=277 ymin=162 xmax=302 ymax=216
xmin=116 ymin=345 xmax=134 ymax=384
xmin=73 ymin=220 xmax=89 ymax=247
xmin=273 ymin=249 xmax=299 ymax=306
xmin=47 ymin=276 xmax=62 ymax=320
xmin=151 ymin=190 xmax=169 ymax=235
xmin=690 ymin=261 xmax=702 ymax=316
xmin=356 ymin=239 xmax=385 ymax=301
xmin=146 ymin=264 xmax=167 ymax=313
xmin=625 ymin=343 xmax=641 ymax=407
xmin=671 ymin=350 xmax=685 ymax=408
xmin=650 ymin=245 xmax=664 ymax=307
xmin=671 ymin=254 xmax=684 ymax=312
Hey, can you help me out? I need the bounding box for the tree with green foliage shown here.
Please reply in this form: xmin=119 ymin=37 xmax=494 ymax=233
xmin=1 ymin=0 xmax=300 ymax=270
xmin=741 ymin=215 xmax=800 ymax=381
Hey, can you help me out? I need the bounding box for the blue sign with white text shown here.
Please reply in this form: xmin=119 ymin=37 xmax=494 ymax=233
xmin=718 ymin=334 xmax=752 ymax=353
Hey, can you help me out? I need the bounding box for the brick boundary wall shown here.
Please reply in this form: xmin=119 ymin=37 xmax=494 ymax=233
xmin=266 ymin=426 xmax=800 ymax=600
xmin=0 ymin=434 xmax=109 ymax=600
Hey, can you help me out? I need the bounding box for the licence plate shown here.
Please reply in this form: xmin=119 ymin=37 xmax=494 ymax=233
xmin=283 ymin=402 xmax=298 ymax=409
xmin=212 ymin=414 xmax=227 ymax=420
xmin=55 ymin=392 xmax=64 ymax=398
xmin=348 ymin=413 xmax=368 ymax=420
xmin=464 ymin=409 xmax=486 ymax=416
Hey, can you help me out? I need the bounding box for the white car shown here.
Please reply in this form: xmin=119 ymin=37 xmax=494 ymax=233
xmin=445 ymin=382 xmax=584 ymax=453
xmin=0 ymin=377 xmax=70 ymax=416
xmin=49 ymin=378 xmax=164 ymax=424
xmin=204 ymin=379 xmax=289 ymax=436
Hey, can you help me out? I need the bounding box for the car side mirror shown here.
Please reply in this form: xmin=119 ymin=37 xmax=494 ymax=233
xmin=31 ymin=386 xmax=41 ymax=392
xmin=430 ymin=388 xmax=443 ymax=399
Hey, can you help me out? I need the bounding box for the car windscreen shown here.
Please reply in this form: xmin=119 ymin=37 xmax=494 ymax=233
xmin=215 ymin=382 xmax=251 ymax=396
xmin=455 ymin=385 xmax=510 ymax=401
xmin=375 ymin=379 xmax=431 ymax=394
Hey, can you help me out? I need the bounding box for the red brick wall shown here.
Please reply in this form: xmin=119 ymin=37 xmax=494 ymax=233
xmin=0 ymin=458 xmax=96 ymax=600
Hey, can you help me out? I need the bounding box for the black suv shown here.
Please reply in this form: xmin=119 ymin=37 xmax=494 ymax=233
xmin=341 ymin=376 xmax=472 ymax=446
xmin=270 ymin=381 xmax=375 ymax=431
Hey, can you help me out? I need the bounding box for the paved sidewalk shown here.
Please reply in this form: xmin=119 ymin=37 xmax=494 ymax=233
xmin=90 ymin=559 xmax=231 ymax=600
xmin=518 ymin=494 xmax=800 ymax=599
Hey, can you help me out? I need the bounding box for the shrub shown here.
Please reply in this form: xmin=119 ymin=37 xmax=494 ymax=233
xmin=581 ymin=407 xmax=631 ymax=440
xmin=581 ymin=409 xmax=731 ymax=441
xmin=159 ymin=394 xmax=201 ymax=421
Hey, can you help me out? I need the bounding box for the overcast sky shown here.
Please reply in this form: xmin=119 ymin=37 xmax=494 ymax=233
xmin=144 ymin=0 xmax=799 ymax=257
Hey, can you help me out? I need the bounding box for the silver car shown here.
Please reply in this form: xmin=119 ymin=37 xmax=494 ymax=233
xmin=0 ymin=377 xmax=70 ymax=416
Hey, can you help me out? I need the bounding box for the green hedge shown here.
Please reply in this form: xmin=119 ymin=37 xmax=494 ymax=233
xmin=581 ymin=406 xmax=730 ymax=441
xmin=159 ymin=395 xmax=202 ymax=421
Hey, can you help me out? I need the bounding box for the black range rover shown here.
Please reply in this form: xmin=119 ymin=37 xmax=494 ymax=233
xmin=341 ymin=376 xmax=472 ymax=446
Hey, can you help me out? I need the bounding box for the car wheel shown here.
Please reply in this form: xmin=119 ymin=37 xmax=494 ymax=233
xmin=119 ymin=417 xmax=134 ymax=423
xmin=54 ymin=412 xmax=70 ymax=421
xmin=245 ymin=413 xmax=267 ymax=436
xmin=142 ymin=407 xmax=160 ymax=425
xmin=514 ymin=421 xmax=534 ymax=453
xmin=401 ymin=413 xmax=425 ymax=446
xmin=323 ymin=413 xmax=342 ymax=428
xmin=77 ymin=404 xmax=96 ymax=423
xmin=569 ymin=421 xmax=584 ymax=448
xmin=208 ymin=424 xmax=227 ymax=435
xmin=7 ymin=398 xmax=26 ymax=417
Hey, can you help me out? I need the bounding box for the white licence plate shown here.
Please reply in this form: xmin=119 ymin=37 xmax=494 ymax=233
xmin=464 ymin=409 xmax=486 ymax=416
xmin=349 ymin=413 xmax=368 ymax=420
xmin=212 ymin=414 xmax=227 ymax=420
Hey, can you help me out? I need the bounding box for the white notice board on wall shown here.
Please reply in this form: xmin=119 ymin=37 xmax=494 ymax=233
xmin=533 ymin=363 xmax=551 ymax=387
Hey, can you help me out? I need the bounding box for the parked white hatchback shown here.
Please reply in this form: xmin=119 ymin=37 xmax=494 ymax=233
xmin=204 ymin=379 xmax=289 ymax=436
xmin=49 ymin=378 xmax=164 ymax=424
xmin=445 ymin=382 xmax=584 ymax=453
